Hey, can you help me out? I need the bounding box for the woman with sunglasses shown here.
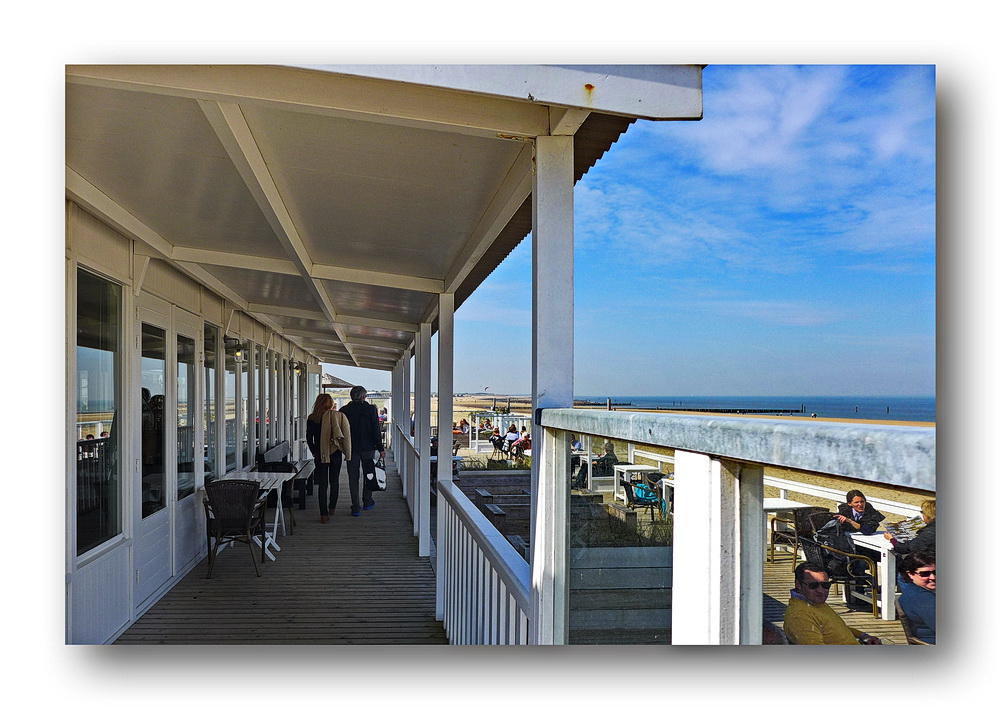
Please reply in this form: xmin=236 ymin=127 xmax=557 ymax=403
xmin=898 ymin=551 xmax=936 ymax=643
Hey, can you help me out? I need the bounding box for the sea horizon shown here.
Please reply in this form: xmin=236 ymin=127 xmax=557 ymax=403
xmin=455 ymin=393 xmax=936 ymax=423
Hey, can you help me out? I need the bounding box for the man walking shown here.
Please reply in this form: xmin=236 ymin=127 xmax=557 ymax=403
xmin=339 ymin=386 xmax=386 ymax=517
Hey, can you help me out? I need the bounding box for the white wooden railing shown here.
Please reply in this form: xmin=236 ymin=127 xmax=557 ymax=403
xmin=536 ymin=408 xmax=936 ymax=645
xmin=412 ymin=407 xmax=934 ymax=645
xmin=437 ymin=480 xmax=531 ymax=644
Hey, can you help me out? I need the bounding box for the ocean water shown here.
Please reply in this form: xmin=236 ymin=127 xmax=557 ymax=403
xmin=578 ymin=395 xmax=936 ymax=423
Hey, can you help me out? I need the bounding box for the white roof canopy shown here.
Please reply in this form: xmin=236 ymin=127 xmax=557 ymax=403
xmin=66 ymin=64 xmax=702 ymax=369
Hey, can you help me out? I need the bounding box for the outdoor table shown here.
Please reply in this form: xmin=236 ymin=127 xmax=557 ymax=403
xmin=850 ymin=531 xmax=897 ymax=621
xmin=220 ymin=470 xmax=297 ymax=560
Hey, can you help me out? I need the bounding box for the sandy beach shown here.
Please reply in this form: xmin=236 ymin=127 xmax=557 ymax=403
xmin=445 ymin=394 xmax=934 ymax=428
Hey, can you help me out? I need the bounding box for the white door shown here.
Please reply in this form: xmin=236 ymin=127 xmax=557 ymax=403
xmin=172 ymin=309 xmax=204 ymax=572
xmin=134 ymin=303 xmax=172 ymax=606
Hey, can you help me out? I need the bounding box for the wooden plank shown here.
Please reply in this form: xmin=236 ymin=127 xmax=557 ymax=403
xmin=570 ymin=546 xmax=672 ymax=569
xmin=569 ymin=567 xmax=673 ymax=590
xmin=115 ymin=456 xmax=448 ymax=645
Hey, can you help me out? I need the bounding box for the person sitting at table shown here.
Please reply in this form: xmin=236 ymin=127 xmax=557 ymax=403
xmin=459 ymin=419 xmax=470 ymax=435
xmin=783 ymin=562 xmax=884 ymax=645
xmin=503 ymin=425 xmax=520 ymax=458
xmin=897 ymin=551 xmax=936 ymax=644
xmin=834 ymin=489 xmax=885 ymax=535
xmin=592 ymin=441 xmax=619 ymax=478
xmin=885 ymin=499 xmax=936 ymax=557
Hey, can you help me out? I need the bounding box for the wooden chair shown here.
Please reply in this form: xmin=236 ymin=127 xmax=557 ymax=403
xmin=895 ymin=598 xmax=932 ymax=645
xmin=203 ymin=479 xmax=268 ymax=578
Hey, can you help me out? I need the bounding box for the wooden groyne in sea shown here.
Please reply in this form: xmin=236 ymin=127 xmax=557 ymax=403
xmin=647 ymin=406 xmax=804 ymax=415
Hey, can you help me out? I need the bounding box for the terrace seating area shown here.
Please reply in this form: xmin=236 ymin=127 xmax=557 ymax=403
xmin=762 ymin=549 xmax=907 ymax=645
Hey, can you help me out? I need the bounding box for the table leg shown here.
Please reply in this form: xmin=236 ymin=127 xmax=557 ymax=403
xmin=880 ymin=547 xmax=896 ymax=621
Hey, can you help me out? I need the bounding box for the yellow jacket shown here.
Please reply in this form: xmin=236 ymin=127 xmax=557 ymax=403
xmin=320 ymin=409 xmax=352 ymax=462
xmin=783 ymin=597 xmax=866 ymax=645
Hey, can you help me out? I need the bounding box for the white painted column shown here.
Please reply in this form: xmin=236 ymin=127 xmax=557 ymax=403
xmin=415 ymin=322 xmax=432 ymax=555
xmin=672 ymin=450 xmax=741 ymax=644
xmin=740 ymin=464 xmax=765 ymax=645
xmin=391 ymin=361 xmax=401 ymax=454
xmin=400 ymin=347 xmax=412 ymax=493
xmin=436 ymin=293 xmax=455 ymax=620
xmin=529 ymin=134 xmax=575 ymax=645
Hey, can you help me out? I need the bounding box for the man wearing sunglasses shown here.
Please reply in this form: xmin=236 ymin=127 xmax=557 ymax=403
xmin=784 ymin=562 xmax=884 ymax=644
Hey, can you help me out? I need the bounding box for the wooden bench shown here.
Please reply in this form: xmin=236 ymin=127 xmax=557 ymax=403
xmin=606 ymin=501 xmax=638 ymax=526
xmin=474 ymin=489 xmax=530 ymax=511
xmin=506 ymin=534 xmax=530 ymax=561
xmin=291 ymin=459 xmax=316 ymax=510
xmin=482 ymin=503 xmax=531 ymax=538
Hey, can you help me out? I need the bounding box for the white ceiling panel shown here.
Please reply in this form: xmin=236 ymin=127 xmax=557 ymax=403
xmin=67 ymin=65 xmax=701 ymax=368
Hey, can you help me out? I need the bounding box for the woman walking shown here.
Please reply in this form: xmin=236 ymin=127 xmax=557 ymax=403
xmin=306 ymin=394 xmax=352 ymax=523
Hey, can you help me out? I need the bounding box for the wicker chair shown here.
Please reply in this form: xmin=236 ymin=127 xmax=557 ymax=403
xmin=203 ymin=479 xmax=268 ymax=578
xmin=768 ymin=506 xmax=831 ymax=566
xmin=799 ymin=535 xmax=879 ymax=618
xmin=895 ymin=598 xmax=932 ymax=645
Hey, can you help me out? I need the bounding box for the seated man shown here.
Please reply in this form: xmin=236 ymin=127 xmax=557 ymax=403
xmin=592 ymin=442 xmax=618 ymax=477
xmin=783 ymin=562 xmax=883 ymax=645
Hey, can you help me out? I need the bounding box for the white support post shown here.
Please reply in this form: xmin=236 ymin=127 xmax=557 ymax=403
xmin=740 ymin=464 xmax=765 ymax=645
xmin=672 ymin=450 xmax=742 ymax=645
xmin=529 ymin=134 xmax=575 ymax=645
xmin=415 ymin=322 xmax=432 ymax=556
xmin=391 ymin=361 xmax=401 ymax=454
xmin=436 ymin=293 xmax=455 ymax=619
xmin=401 ymin=347 xmax=412 ymax=493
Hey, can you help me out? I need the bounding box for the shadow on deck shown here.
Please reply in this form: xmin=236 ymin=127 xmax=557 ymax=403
xmin=115 ymin=454 xmax=448 ymax=645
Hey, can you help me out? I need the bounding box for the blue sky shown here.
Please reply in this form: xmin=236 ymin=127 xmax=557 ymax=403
xmin=325 ymin=66 xmax=936 ymax=397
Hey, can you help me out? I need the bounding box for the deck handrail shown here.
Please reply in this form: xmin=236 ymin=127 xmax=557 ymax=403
xmin=437 ymin=479 xmax=531 ymax=644
xmin=540 ymin=408 xmax=935 ymax=491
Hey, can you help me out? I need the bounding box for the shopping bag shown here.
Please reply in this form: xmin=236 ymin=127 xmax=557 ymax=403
xmin=365 ymin=453 xmax=387 ymax=491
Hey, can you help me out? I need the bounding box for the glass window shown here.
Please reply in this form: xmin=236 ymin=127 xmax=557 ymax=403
xmin=225 ymin=341 xmax=237 ymax=473
xmin=177 ymin=335 xmax=196 ymax=499
xmin=76 ymin=269 xmax=122 ymax=554
xmin=140 ymin=323 xmax=167 ymax=518
xmin=203 ymin=324 xmax=219 ymax=483
xmin=242 ymin=342 xmax=252 ymax=469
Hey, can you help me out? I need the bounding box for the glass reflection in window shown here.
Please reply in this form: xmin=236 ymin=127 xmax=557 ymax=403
xmin=141 ymin=323 xmax=166 ymax=518
xmin=76 ymin=269 xmax=122 ymax=554
xmin=177 ymin=335 xmax=196 ymax=499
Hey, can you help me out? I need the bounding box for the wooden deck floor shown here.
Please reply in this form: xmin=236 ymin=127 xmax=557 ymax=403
xmin=763 ymin=550 xmax=908 ymax=644
xmin=115 ymin=455 xmax=448 ymax=645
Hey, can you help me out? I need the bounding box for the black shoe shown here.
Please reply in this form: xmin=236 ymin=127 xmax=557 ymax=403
xmin=363 ymin=502 xmax=376 ymax=511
